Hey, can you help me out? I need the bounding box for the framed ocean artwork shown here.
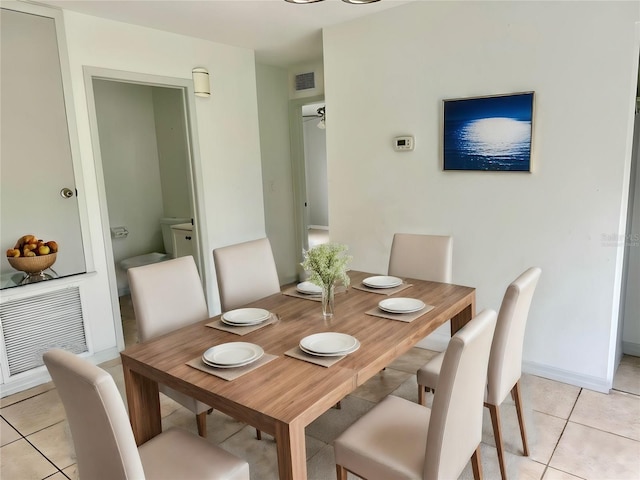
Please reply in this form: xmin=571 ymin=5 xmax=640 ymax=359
xmin=443 ymin=92 xmax=534 ymax=172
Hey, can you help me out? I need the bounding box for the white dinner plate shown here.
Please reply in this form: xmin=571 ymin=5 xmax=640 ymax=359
xmin=362 ymin=275 xmax=403 ymax=289
xmin=300 ymin=340 xmax=360 ymax=357
xmin=221 ymin=315 xmax=270 ymax=327
xmin=202 ymin=355 xmax=261 ymax=369
xmin=299 ymin=332 xmax=358 ymax=355
xmin=296 ymin=281 xmax=323 ymax=295
xmin=378 ymin=297 xmax=426 ymax=314
xmin=202 ymin=342 xmax=264 ymax=366
xmin=222 ymin=308 xmax=270 ymax=325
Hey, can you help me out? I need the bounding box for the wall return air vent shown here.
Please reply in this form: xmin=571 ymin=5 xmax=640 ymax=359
xmin=1 ymin=287 xmax=87 ymax=376
xmin=295 ymin=72 xmax=316 ymax=91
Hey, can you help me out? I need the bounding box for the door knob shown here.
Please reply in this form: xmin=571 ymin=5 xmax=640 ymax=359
xmin=60 ymin=188 xmax=74 ymax=199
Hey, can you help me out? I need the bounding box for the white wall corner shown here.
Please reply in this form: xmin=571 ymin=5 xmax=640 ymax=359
xmin=622 ymin=341 xmax=640 ymax=357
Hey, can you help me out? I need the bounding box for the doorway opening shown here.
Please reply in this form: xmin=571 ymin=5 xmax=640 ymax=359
xmin=84 ymin=68 xmax=207 ymax=350
xmin=302 ymin=102 xmax=330 ymax=248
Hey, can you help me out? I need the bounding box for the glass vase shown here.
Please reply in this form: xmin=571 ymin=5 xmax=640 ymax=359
xmin=321 ymin=283 xmax=335 ymax=318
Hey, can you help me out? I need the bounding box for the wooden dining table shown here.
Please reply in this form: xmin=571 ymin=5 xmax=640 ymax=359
xmin=120 ymin=271 xmax=475 ymax=480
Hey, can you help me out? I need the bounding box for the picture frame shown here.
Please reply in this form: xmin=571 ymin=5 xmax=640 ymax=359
xmin=442 ymin=92 xmax=534 ymax=172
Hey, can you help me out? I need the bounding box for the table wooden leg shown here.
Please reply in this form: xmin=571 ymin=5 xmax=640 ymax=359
xmin=275 ymin=419 xmax=306 ymax=480
xmin=122 ymin=361 xmax=161 ymax=446
xmin=450 ymin=299 xmax=475 ymax=335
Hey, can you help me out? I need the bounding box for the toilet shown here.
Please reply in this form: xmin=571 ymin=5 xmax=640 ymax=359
xmin=116 ymin=217 xmax=190 ymax=296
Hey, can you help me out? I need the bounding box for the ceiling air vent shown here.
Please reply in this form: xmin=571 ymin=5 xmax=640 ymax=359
xmin=295 ymin=72 xmax=315 ymax=91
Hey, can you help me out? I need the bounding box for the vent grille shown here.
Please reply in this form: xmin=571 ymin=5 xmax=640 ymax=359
xmin=295 ymin=72 xmax=315 ymax=91
xmin=1 ymin=287 xmax=87 ymax=376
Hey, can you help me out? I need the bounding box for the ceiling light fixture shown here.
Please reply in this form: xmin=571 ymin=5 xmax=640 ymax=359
xmin=285 ymin=0 xmax=380 ymax=4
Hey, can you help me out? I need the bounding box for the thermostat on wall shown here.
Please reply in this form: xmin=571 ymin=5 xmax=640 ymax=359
xmin=393 ymin=136 xmax=415 ymax=152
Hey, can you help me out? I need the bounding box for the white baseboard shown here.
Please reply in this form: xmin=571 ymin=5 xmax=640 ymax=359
xmin=522 ymin=359 xmax=611 ymax=393
xmin=416 ymin=341 xmax=612 ymax=393
xmin=0 ymin=347 xmax=121 ymax=398
xmin=622 ymin=341 xmax=640 ymax=357
xmin=0 ymin=367 xmax=53 ymax=398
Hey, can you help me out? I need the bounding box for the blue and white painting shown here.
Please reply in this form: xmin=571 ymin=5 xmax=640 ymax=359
xmin=443 ymin=92 xmax=534 ymax=171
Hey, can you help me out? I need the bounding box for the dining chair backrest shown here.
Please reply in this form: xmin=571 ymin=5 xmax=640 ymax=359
xmin=43 ymin=349 xmax=145 ymax=480
xmin=388 ymin=233 xmax=453 ymax=283
xmin=424 ymin=309 xmax=497 ymax=480
xmin=213 ymin=237 xmax=280 ymax=311
xmin=128 ymin=255 xmax=209 ymax=342
xmin=486 ymin=267 xmax=542 ymax=406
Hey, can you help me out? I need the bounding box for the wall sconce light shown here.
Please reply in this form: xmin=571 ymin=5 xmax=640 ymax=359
xmin=192 ymin=67 xmax=210 ymax=97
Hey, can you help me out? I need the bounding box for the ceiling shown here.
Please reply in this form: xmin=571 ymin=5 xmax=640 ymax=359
xmin=39 ymin=0 xmax=410 ymax=67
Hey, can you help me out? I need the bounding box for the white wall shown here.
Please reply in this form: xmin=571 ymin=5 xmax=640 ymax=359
xmin=94 ymin=80 xmax=165 ymax=264
xmin=623 ymin=113 xmax=640 ymax=355
xmin=303 ymin=119 xmax=328 ymax=227
xmin=323 ymin=1 xmax=639 ymax=391
xmin=256 ymin=63 xmax=298 ymax=284
xmin=153 ymin=87 xmax=192 ymax=220
xmin=62 ymin=11 xmax=264 ymax=347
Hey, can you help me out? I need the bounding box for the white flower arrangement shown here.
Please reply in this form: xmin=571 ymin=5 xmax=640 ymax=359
xmin=301 ymin=243 xmax=352 ymax=289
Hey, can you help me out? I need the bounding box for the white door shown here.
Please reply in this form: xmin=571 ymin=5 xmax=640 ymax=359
xmin=1 ymin=8 xmax=86 ymax=286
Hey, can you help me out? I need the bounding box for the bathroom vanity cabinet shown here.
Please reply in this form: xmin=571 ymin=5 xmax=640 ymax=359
xmin=171 ymin=223 xmax=194 ymax=258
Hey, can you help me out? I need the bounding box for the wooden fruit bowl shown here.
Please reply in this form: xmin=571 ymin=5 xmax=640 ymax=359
xmin=7 ymin=253 xmax=57 ymax=273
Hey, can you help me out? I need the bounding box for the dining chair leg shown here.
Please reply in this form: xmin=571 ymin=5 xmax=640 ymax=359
xmin=196 ymin=412 xmax=207 ymax=438
xmin=471 ymin=446 xmax=483 ymax=480
xmin=512 ymin=380 xmax=530 ymax=456
xmin=336 ymin=464 xmax=348 ymax=480
xmin=256 ymin=428 xmax=262 ymax=440
xmin=486 ymin=402 xmax=507 ymax=480
xmin=418 ymin=384 xmax=425 ymax=406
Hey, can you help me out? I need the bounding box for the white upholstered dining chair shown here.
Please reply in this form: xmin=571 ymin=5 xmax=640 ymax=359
xmin=213 ymin=237 xmax=281 ymax=311
xmin=388 ymin=233 xmax=453 ymax=351
xmin=43 ymin=348 xmax=249 ymax=480
xmin=388 ymin=233 xmax=453 ymax=283
xmin=128 ymin=255 xmax=213 ymax=437
xmin=417 ymin=267 xmax=542 ymax=480
xmin=213 ymin=237 xmax=280 ymax=439
xmin=334 ymin=309 xmax=497 ymax=480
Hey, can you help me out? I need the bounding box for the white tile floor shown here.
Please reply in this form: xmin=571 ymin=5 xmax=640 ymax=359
xmin=1 ymin=302 xmax=639 ymax=479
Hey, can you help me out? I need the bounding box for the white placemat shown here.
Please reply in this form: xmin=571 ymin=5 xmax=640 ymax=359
xmin=352 ymin=282 xmax=413 ymax=296
xmin=206 ymin=313 xmax=278 ymax=335
xmin=284 ymin=346 xmax=346 ymax=368
xmin=186 ymin=353 xmax=278 ymax=381
xmin=365 ymin=304 xmax=434 ymax=323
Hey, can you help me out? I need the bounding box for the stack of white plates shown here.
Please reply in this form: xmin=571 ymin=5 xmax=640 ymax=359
xmin=362 ymin=275 xmax=403 ymax=289
xmin=202 ymin=342 xmax=264 ymax=368
xmin=221 ymin=308 xmax=270 ymax=326
xmin=378 ymin=297 xmax=426 ymax=314
xmin=299 ymin=332 xmax=360 ymax=357
xmin=296 ymin=281 xmax=323 ymax=296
